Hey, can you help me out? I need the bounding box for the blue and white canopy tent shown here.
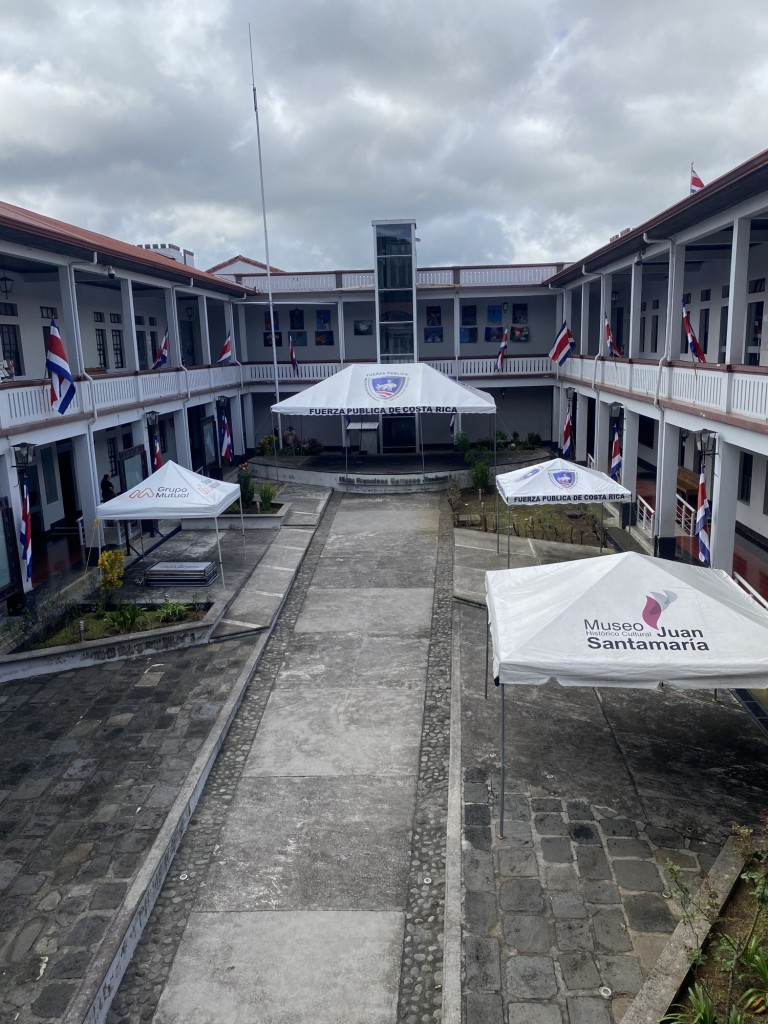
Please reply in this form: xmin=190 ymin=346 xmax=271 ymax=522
xmin=271 ymin=362 xmax=496 ymax=482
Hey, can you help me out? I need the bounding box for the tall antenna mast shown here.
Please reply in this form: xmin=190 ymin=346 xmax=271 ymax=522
xmin=249 ymin=25 xmax=281 ymax=433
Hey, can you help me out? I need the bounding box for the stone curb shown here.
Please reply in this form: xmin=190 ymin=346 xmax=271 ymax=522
xmin=60 ymin=518 xmax=321 ymax=1024
xmin=442 ymin=604 xmax=463 ymax=1024
xmin=621 ymin=836 xmax=744 ymax=1024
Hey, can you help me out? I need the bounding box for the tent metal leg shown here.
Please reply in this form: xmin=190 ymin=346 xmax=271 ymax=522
xmin=498 ymin=683 xmax=506 ymax=839
xmin=344 ymin=415 xmax=349 ymax=493
xmin=215 ymin=519 xmax=225 ymax=589
xmin=496 ymin=490 xmax=499 ymax=555
xmin=484 ymin=621 xmax=490 ymax=700
xmin=507 ymin=506 xmax=511 ymax=569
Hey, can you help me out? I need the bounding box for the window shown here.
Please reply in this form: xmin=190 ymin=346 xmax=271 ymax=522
xmin=650 ymin=314 xmax=659 ymax=353
xmin=135 ymin=315 xmax=145 ymax=326
xmin=641 ymin=301 xmax=646 ymax=312
xmin=109 ymin=312 xmax=122 ymax=324
xmin=722 ymin=284 xmax=730 ymax=299
xmin=682 ymin=293 xmax=691 ymax=305
xmin=738 ymin=452 xmax=753 ymax=503
xmin=0 ymin=302 xmax=18 ymax=316
xmin=112 ymin=329 xmax=125 ymax=369
xmin=107 ymin=437 xmax=118 ymax=476
xmin=763 ymin=471 xmax=768 ymax=516
xmin=149 ymin=316 xmax=157 ymax=326
xmin=652 ymin=299 xmax=660 ymax=310
xmin=158 ymin=420 xmax=168 ymax=454
xmin=96 ymin=328 xmax=108 ymax=368
xmin=40 ymin=305 xmax=57 ymax=319
xmin=698 ymin=308 xmax=710 ymax=354
xmin=639 ymin=316 xmax=646 ymax=353
xmin=0 ymin=323 xmax=23 ymax=374
xmin=94 ymin=311 xmax=105 ymax=323
xmin=700 ymin=289 xmax=711 ymax=302
xmin=749 ymin=278 xmax=765 ymax=294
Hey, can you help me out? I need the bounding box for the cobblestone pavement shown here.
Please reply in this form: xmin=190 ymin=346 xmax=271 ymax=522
xmin=0 ymin=485 xmax=333 ymax=1024
xmin=107 ymin=492 xmax=453 ymax=1024
xmin=458 ymin=592 xmax=768 ymax=1024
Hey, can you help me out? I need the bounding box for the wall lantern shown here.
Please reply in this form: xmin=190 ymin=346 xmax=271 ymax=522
xmin=11 ymin=442 xmax=36 ymax=468
xmin=698 ymin=429 xmax=717 ymax=456
xmin=145 ymin=410 xmax=160 ymax=428
xmin=216 ymin=395 xmax=229 ymax=409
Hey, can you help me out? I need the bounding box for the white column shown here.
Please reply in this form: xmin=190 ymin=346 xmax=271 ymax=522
xmin=172 ymin=409 xmax=192 ymax=468
xmin=726 ymin=217 xmax=751 ymax=364
xmin=665 ymin=243 xmax=685 ymax=360
xmin=579 ymin=281 xmax=590 ymax=356
xmin=243 ymin=394 xmax=257 ymax=451
xmin=594 ymin=398 xmax=610 ymax=474
xmin=237 ymin=305 xmax=248 ymax=361
xmin=552 ymin=386 xmax=562 ymax=445
xmin=57 ymin=265 xmax=84 ymax=375
xmin=72 ymin=431 xmax=100 ymax=559
xmin=120 ymin=279 xmax=139 ymax=371
xmin=654 ymin=419 xmax=679 ymax=555
xmin=622 ymin=409 xmax=639 ymax=496
xmin=337 ymin=298 xmax=346 ymax=365
xmin=163 ymin=288 xmax=182 ymax=366
xmin=198 ymin=296 xmax=212 ymax=365
xmin=453 ymin=292 xmax=461 ymax=368
xmin=230 ymin=395 xmax=245 ymax=457
xmin=628 ymin=262 xmax=643 ymax=359
xmin=562 ymin=288 xmax=572 ymax=326
xmin=575 ymin=392 xmax=588 ymax=462
xmin=710 ymin=439 xmax=739 ymax=572
xmin=600 ymin=273 xmax=613 ymax=346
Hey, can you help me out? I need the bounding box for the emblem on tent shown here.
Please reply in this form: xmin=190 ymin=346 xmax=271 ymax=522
xmin=366 ymin=374 xmax=407 ymax=400
xmin=642 ymin=590 xmax=677 ymax=631
xmin=129 ymin=487 xmax=154 ymax=499
xmin=520 ymin=466 xmax=542 ymax=481
xmin=549 ymin=469 xmax=576 ymax=489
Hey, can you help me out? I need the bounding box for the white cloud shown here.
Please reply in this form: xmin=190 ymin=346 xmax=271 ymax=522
xmin=1 ymin=0 xmax=767 ymax=272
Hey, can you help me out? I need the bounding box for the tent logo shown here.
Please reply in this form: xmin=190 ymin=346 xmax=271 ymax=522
xmin=129 ymin=487 xmax=154 ymax=499
xmin=549 ymin=469 xmax=576 ymax=489
xmin=642 ymin=590 xmax=677 ymax=631
xmin=366 ymin=374 xmax=407 ymax=400
xmin=520 ymin=466 xmax=542 ymax=481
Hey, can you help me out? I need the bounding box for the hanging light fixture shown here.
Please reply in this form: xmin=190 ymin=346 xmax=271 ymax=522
xmin=0 ymin=256 xmax=13 ymax=299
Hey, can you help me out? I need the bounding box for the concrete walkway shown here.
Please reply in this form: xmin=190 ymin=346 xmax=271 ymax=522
xmin=107 ymin=491 xmax=451 ymax=1024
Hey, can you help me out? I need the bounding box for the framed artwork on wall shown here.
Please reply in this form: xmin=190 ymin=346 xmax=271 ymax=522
xmin=512 ymin=303 xmax=528 ymax=326
xmin=461 ymin=305 xmax=477 ymax=327
xmin=289 ymin=309 xmax=304 ymax=330
xmin=426 ymin=305 xmax=442 ymax=326
xmin=485 ymin=326 xmax=505 ymax=343
xmin=487 ymin=304 xmax=502 ymax=325
xmin=424 ymin=327 xmax=443 ymax=343
xmin=315 ymin=331 xmax=335 ymax=346
xmin=511 ymin=326 xmax=530 ymax=342
xmin=354 ymin=320 xmax=373 ymax=335
xmin=290 ymin=331 xmax=307 ymax=347
xmin=316 ymin=309 xmax=332 ymax=330
xmin=264 ymin=332 xmax=283 ymax=347
xmin=264 ymin=310 xmax=279 ymax=331
xmin=460 ymin=327 xmax=478 ymax=344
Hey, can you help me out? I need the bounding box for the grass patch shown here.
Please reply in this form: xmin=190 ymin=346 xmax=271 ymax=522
xmin=25 ymin=602 xmax=209 ymax=650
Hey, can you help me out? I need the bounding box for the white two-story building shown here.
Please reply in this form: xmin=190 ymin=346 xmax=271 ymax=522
xmin=3 ymin=146 xmax=768 ymax=607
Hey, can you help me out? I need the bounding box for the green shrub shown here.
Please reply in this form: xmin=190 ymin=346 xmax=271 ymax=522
xmin=455 ymin=431 xmax=470 ymax=453
xmin=258 ymin=434 xmax=277 ymax=456
xmin=237 ymin=463 xmax=255 ymax=508
xmin=258 ymin=482 xmax=278 ymax=509
xmin=105 ymin=602 xmax=143 ymax=633
xmin=157 ymin=601 xmax=187 ymax=624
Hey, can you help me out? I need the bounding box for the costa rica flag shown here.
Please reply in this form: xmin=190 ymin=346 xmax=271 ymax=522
xmin=690 ymin=165 xmax=704 ymax=194
xmin=45 ymin=320 xmax=77 ymax=414
xmin=152 ymin=432 xmax=162 ymax=470
xmin=562 ymin=407 xmax=573 ymax=460
xmin=605 ymin=314 xmax=622 ymax=357
xmin=610 ymin=426 xmax=622 ymax=481
xmin=289 ymin=334 xmax=299 ymax=375
xmin=549 ymin=321 xmax=575 ymax=365
xmin=216 ymin=333 xmax=233 ymax=364
xmin=19 ymin=474 xmax=32 ymax=582
xmin=683 ymin=303 xmax=706 ymax=363
xmin=220 ymin=412 xmax=234 ymax=462
xmin=152 ymin=329 xmax=169 ymax=369
xmin=495 ymin=329 xmax=508 ymax=372
xmin=696 ymin=460 xmax=711 ymax=567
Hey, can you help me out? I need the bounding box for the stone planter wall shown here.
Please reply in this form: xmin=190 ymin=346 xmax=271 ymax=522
xmin=181 ymin=503 xmax=290 ymax=530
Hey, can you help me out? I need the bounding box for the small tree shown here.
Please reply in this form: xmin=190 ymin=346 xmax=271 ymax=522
xmin=97 ymin=549 xmax=125 ymax=609
xmin=237 ymin=463 xmax=255 ymax=508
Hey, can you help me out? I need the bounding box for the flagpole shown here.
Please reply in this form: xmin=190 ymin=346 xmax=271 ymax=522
xmin=249 ymin=26 xmax=281 ymax=440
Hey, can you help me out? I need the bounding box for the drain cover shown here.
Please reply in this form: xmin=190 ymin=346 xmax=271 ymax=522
xmin=599 ymin=986 xmax=612 ymax=999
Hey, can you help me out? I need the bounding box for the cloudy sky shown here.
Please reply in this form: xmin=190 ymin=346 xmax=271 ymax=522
xmin=3 ymin=1 xmax=767 ymax=273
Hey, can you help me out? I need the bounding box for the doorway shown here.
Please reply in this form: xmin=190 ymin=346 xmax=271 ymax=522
xmin=382 ymin=415 xmax=416 ymax=453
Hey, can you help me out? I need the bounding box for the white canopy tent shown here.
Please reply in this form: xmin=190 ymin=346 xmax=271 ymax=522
xmin=271 ymin=362 xmax=496 ymax=481
xmin=95 ymin=461 xmax=243 ymax=585
xmin=484 ymin=551 xmax=768 ymax=835
xmin=494 ymin=458 xmax=633 ymax=563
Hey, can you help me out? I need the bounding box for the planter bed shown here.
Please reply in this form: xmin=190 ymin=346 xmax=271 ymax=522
xmin=181 ymin=502 xmax=290 ymax=530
